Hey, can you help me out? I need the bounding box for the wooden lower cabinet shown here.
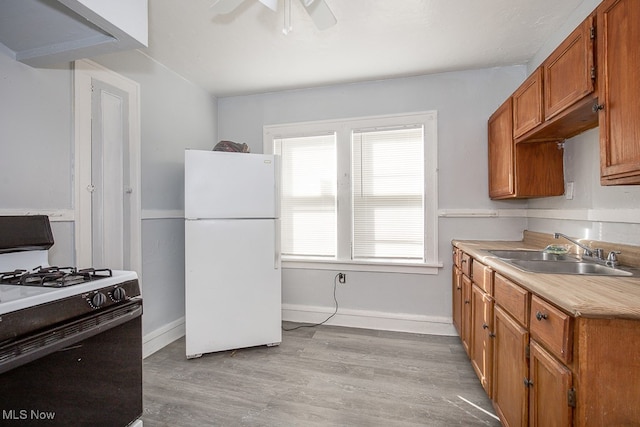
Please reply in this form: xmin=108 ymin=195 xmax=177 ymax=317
xmin=461 ymin=274 xmax=472 ymax=356
xmin=493 ymin=305 xmax=529 ymax=427
xmin=470 ymin=283 xmax=493 ymax=396
xmin=452 ymin=265 xmax=463 ymax=336
xmin=453 ymin=246 xmax=640 ymax=426
xmin=529 ymin=340 xmax=573 ymax=427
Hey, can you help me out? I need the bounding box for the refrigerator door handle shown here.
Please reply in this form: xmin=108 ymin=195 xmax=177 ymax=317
xmin=274 ymin=219 xmax=281 ymax=270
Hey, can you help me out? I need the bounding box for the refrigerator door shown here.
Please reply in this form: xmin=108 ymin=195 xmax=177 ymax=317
xmin=185 ymin=218 xmax=281 ymax=357
xmin=185 ymin=150 xmax=278 ymax=219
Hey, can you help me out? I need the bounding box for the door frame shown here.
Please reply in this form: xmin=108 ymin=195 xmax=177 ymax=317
xmin=73 ymin=59 xmax=142 ymax=279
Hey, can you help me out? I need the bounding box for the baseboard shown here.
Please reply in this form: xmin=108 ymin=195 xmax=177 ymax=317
xmin=142 ymin=308 xmax=456 ymax=357
xmin=282 ymin=303 xmax=456 ymax=336
xmin=143 ymin=317 xmax=185 ymax=358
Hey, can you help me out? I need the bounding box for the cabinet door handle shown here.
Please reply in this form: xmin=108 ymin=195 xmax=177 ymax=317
xmin=592 ymin=103 xmax=605 ymax=113
xmin=482 ymin=323 xmax=489 ymax=330
xmin=456 ymin=286 xmax=462 ymax=290
xmin=489 ymin=332 xmax=496 ymax=338
xmin=535 ymin=311 xmax=548 ymax=321
xmin=464 ymin=300 xmax=470 ymax=305
xmin=523 ymin=378 xmax=534 ymax=388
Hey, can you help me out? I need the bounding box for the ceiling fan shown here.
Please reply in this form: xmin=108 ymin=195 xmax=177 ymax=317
xmin=211 ymin=0 xmax=337 ymax=32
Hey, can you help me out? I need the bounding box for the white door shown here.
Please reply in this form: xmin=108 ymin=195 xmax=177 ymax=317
xmin=74 ymin=60 xmax=141 ymax=273
xmin=91 ymin=80 xmax=129 ymax=269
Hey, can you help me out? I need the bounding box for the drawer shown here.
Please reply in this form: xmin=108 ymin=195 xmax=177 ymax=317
xmin=461 ymin=252 xmax=472 ymax=277
xmin=452 ymin=247 xmax=460 ymax=267
xmin=494 ymin=273 xmax=529 ymax=326
xmin=472 ymin=260 xmax=493 ymax=294
xmin=530 ymin=295 xmax=573 ymax=364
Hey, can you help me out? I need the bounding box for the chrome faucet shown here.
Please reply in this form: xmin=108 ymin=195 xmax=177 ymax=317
xmin=553 ymin=232 xmax=622 ymax=267
xmin=554 ymin=233 xmax=594 ymax=257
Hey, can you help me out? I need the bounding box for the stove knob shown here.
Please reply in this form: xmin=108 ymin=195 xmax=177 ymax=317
xmin=91 ymin=292 xmax=107 ymax=308
xmin=112 ymin=287 xmax=127 ymax=302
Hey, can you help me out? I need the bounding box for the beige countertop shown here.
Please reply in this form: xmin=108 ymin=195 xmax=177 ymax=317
xmin=452 ymin=239 xmax=640 ymax=320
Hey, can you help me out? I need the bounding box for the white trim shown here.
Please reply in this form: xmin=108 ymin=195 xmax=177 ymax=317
xmin=526 ymin=208 xmax=640 ymax=224
xmin=0 ymin=209 xmax=75 ymax=222
xmin=73 ymin=59 xmax=142 ymax=277
xmin=438 ymin=209 xmax=527 ymax=218
xmin=282 ymin=303 xmax=456 ymax=336
xmin=142 ymin=317 xmax=185 ymax=358
xmin=438 ymin=208 xmax=640 ymax=224
xmin=282 ymin=260 xmax=441 ymax=275
xmin=141 ymin=209 xmax=185 ymax=220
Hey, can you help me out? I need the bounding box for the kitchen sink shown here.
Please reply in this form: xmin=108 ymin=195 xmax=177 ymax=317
xmin=487 ymin=249 xmax=579 ymax=262
xmin=508 ymin=259 xmax=637 ymax=277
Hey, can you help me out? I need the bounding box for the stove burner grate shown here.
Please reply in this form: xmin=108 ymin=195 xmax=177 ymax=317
xmin=0 ymin=266 xmax=113 ymax=287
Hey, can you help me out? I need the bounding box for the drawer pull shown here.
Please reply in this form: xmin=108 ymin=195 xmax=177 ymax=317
xmin=456 ymin=286 xmax=462 ymax=290
xmin=464 ymin=300 xmax=470 ymax=305
xmin=535 ymin=311 xmax=549 ymax=321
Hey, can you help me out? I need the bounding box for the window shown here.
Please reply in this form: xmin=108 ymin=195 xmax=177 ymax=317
xmin=265 ymin=112 xmax=438 ymax=274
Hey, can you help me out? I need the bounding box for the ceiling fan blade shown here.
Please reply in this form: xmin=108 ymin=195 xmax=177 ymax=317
xmin=258 ymin=0 xmax=278 ymax=12
xmin=299 ymin=0 xmax=336 ymax=30
xmin=210 ymin=0 xmax=246 ymax=14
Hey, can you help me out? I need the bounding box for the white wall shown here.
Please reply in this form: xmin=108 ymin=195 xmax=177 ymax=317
xmin=0 ymin=48 xmax=218 ymax=346
xmin=218 ymin=67 xmax=529 ymax=334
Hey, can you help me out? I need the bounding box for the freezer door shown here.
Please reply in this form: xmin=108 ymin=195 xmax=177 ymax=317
xmin=185 ymin=219 xmax=282 ymax=356
xmin=185 ymin=150 xmax=278 ymax=219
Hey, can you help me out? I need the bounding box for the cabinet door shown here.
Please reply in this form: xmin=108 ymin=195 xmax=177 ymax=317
xmin=488 ymin=98 xmax=514 ymax=199
xmin=471 ymin=284 xmax=494 ymax=397
xmin=493 ymin=305 xmax=529 ymax=427
xmin=598 ymin=0 xmax=640 ymax=185
xmin=529 ymin=340 xmax=573 ymax=427
xmin=452 ymin=266 xmax=463 ymax=336
xmin=461 ymin=274 xmax=473 ymax=356
xmin=543 ymin=16 xmax=595 ymax=120
xmin=513 ymin=68 xmax=544 ymax=138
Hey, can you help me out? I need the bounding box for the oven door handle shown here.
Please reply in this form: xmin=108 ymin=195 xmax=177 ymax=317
xmin=0 ymin=300 xmax=142 ymax=375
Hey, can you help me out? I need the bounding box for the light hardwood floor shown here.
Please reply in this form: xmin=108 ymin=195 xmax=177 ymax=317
xmin=142 ymin=323 xmax=501 ymax=426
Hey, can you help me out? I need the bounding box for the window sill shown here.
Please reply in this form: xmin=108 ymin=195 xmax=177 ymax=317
xmin=281 ymin=258 xmax=443 ymax=275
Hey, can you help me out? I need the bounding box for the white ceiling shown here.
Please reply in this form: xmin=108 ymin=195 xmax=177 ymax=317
xmin=145 ymin=0 xmax=585 ymax=97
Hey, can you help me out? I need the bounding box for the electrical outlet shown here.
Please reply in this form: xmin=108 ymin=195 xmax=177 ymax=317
xmin=338 ymin=273 xmax=346 ymax=284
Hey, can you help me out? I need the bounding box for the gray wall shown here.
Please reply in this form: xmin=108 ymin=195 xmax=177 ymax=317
xmin=218 ymin=67 xmax=530 ymax=326
xmin=0 ymin=48 xmax=218 ymax=338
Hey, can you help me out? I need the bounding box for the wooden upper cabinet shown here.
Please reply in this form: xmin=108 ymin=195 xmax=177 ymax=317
xmin=543 ymin=15 xmax=595 ymax=120
xmin=488 ymin=98 xmax=514 ymax=198
xmin=597 ymin=0 xmax=640 ymax=185
xmin=513 ymin=68 xmax=544 ymax=138
xmin=488 ymin=96 xmax=565 ymax=200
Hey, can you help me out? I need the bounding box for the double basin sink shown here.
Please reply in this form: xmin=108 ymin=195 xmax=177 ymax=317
xmin=487 ymin=250 xmax=639 ymax=277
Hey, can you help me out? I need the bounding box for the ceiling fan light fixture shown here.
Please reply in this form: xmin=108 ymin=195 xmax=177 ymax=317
xmin=258 ymin=0 xmax=278 ymax=12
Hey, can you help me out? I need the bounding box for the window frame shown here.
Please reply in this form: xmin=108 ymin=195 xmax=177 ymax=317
xmin=264 ymin=112 xmax=440 ymax=275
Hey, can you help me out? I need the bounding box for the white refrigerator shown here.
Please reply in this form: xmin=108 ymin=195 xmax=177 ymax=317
xmin=184 ymin=149 xmax=281 ymax=358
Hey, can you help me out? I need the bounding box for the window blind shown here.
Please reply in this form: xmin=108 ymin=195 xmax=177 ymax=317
xmin=274 ymin=134 xmax=337 ymax=257
xmin=351 ymin=126 xmax=424 ymax=260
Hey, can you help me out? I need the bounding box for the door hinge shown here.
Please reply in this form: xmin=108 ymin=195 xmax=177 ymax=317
xmin=590 ymin=26 xmax=596 ymax=39
xmin=525 ymin=344 xmax=530 ymax=359
xmin=591 ymin=66 xmax=597 ymax=80
xmin=567 ymin=388 xmax=577 ymax=408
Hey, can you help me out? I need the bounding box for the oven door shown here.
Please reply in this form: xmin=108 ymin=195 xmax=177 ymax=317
xmin=0 ymin=300 xmax=142 ymax=426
